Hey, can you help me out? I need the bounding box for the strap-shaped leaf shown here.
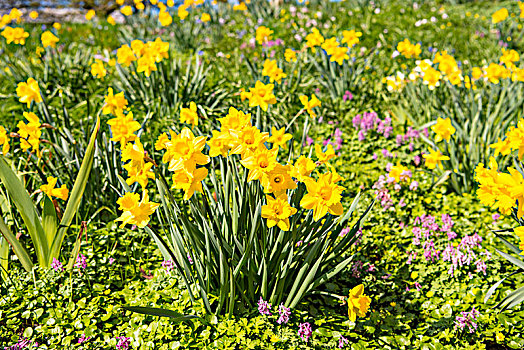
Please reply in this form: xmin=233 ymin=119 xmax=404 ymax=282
xmin=0 ymin=236 xmax=8 ymax=279
xmin=495 ymin=233 xmax=522 ymax=256
xmin=496 ymin=285 xmax=524 ymax=311
xmin=496 ymin=249 xmax=524 ymax=270
xmin=0 ymin=157 xmax=48 ymax=266
xmin=122 ymin=306 xmax=199 ymax=322
xmin=50 ymin=117 xmax=100 ymax=261
xmin=484 ymin=270 xmax=522 ymax=304
xmin=0 ymin=216 xmax=33 ymax=272
xmin=42 ymin=196 xmax=58 ymax=247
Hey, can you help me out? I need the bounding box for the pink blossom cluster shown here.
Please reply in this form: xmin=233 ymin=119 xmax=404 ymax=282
xmin=3 ymin=337 xmax=36 ymax=350
xmin=454 ymin=307 xmax=480 ymax=333
xmin=322 ymin=128 xmax=343 ymax=150
xmin=395 ymin=126 xmax=421 ymax=151
xmin=74 ymin=254 xmax=87 ymax=270
xmin=262 ymin=38 xmax=284 ymax=48
xmin=352 ymin=111 xmax=393 ymax=141
xmin=408 ymin=215 xmax=491 ymax=277
xmin=116 ymin=337 xmax=131 ymax=350
xmin=162 ymin=259 xmax=175 ymax=273
xmin=372 ymin=171 xmax=413 ymax=210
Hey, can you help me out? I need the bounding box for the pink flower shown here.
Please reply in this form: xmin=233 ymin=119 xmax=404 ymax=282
xmin=298 ymin=322 xmax=313 ymax=342
xmin=51 ymin=258 xmax=64 ymax=272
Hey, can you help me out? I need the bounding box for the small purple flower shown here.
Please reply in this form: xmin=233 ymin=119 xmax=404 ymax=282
xmin=109 ymin=257 xmax=116 ymax=265
xmin=306 ymin=136 xmax=314 ymax=146
xmin=298 ymin=322 xmax=313 ymax=342
xmin=338 ymin=336 xmax=349 ymax=348
xmin=339 ymin=227 xmax=351 ymax=237
xmin=454 ymin=307 xmax=480 ymax=333
xmin=162 ymin=259 xmax=174 ymax=273
xmin=78 ymin=333 xmax=91 ymax=344
xmin=277 ymin=303 xmax=291 ymax=324
xmin=74 ymin=254 xmax=87 ymax=270
xmin=6 ymin=337 xmax=32 ymax=349
xmin=116 ymin=336 xmax=131 ymax=350
xmin=344 ymin=91 xmax=353 ymax=101
xmin=257 ymin=297 xmax=272 ymax=316
xmin=51 ymin=257 xmax=64 ymax=272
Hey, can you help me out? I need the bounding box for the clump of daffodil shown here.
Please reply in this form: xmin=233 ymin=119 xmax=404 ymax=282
xmin=115 ymin=38 xmax=169 ymax=77
xmin=492 ymin=8 xmax=508 ymax=24
xmin=397 ymin=38 xmax=421 ymax=59
xmin=1 ymin=26 xmax=29 ymax=45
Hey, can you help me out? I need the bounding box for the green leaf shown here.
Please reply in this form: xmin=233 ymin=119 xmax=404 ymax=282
xmin=0 ymin=157 xmax=48 ymax=266
xmin=0 ymin=236 xmax=8 ymax=279
xmin=42 ymin=196 xmax=58 ymax=247
xmin=122 ymin=306 xmax=199 ymax=322
xmin=50 ymin=116 xmax=100 ymax=262
xmin=0 ymin=217 xmax=33 ymax=272
xmin=495 ymin=249 xmax=524 ymax=271
xmin=484 ymin=270 xmax=521 ymax=304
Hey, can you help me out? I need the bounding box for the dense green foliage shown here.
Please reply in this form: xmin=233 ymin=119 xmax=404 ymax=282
xmin=1 ymin=0 xmax=524 ymax=349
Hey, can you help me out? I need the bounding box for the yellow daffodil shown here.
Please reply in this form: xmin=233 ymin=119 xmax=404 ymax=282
xmin=261 ymin=194 xmax=297 ymax=231
xmin=102 ymin=87 xmax=128 ymax=116
xmin=255 ymin=26 xmax=273 ymax=45
xmin=268 ymin=127 xmax=292 ymax=149
xmin=431 ymin=117 xmax=456 ymax=143
xmin=423 ymin=149 xmax=450 ymax=170
xmin=347 ymin=284 xmax=371 ymax=322
xmin=315 ymin=144 xmax=336 ymax=164
xmin=116 ymin=190 xmax=159 ymax=228
xmin=41 ymin=31 xmax=59 ymax=48
xmin=246 ymin=81 xmax=276 ymax=111
xmin=300 ymin=172 xmax=345 ymax=221
xmin=492 ymin=8 xmax=509 ymax=24
xmin=180 ymin=102 xmax=199 ymax=127
xmin=299 ymin=94 xmax=321 ymax=118
xmin=107 ymin=111 xmax=140 ymax=146
xmin=40 ymin=176 xmax=69 ymax=201
xmin=91 ymin=59 xmax=107 ymax=79
xmin=16 ymin=78 xmax=42 ymax=107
